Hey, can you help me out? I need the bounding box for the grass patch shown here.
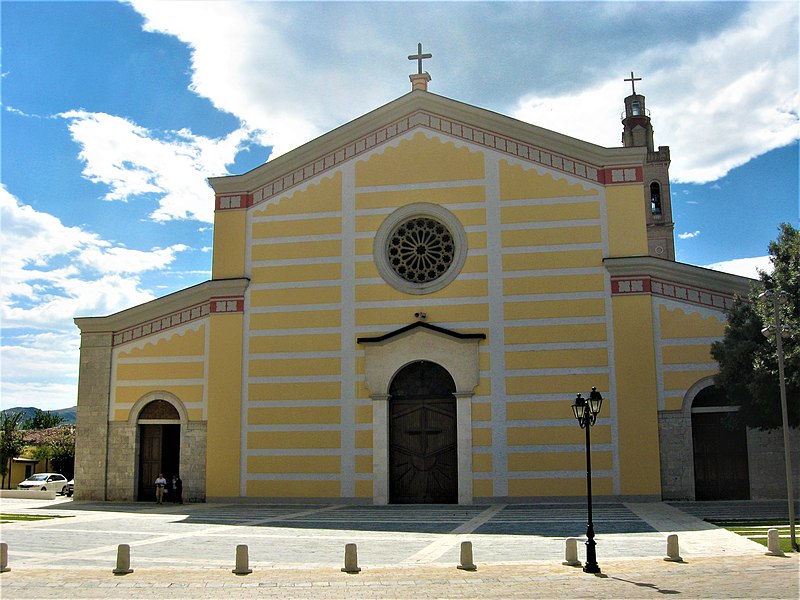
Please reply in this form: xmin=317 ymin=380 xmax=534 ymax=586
xmin=0 ymin=513 xmax=74 ymax=523
xmin=708 ymin=519 xmax=798 ymax=553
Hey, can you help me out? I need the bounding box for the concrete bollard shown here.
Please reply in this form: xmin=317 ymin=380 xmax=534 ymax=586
xmin=341 ymin=542 xmax=361 ymax=573
xmin=766 ymin=528 xmax=785 ymax=557
xmin=112 ymin=544 xmax=134 ymax=575
xmin=457 ymin=540 xmax=477 ymax=571
xmin=1 ymin=542 xmax=10 ymax=573
xmin=562 ymin=537 xmax=581 ymax=566
xmin=232 ymin=544 xmax=253 ymax=575
xmin=664 ymin=534 xmax=683 ymax=562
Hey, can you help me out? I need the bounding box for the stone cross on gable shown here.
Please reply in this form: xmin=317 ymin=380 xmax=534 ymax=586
xmin=624 ymin=71 xmax=642 ymax=95
xmin=408 ymin=43 xmax=432 ymax=75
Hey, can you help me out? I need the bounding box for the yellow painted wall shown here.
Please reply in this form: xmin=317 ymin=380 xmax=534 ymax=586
xmin=112 ymin=326 xmax=207 ymax=420
xmin=116 ymin=362 xmax=204 ymax=381
xmin=661 ymin=344 xmax=713 ymax=364
xmin=605 ymin=185 xmax=649 ymax=257
xmin=355 ymin=185 xmax=484 ymax=210
xmin=114 ymin=385 xmax=204 ymax=408
xmin=247 ymin=456 xmax=340 ymax=473
xmin=212 ymin=210 xmax=247 ymax=279
xmin=502 ymin=226 xmax=601 ymax=247
xmin=206 ymin=313 xmax=244 ymax=497
xmin=246 ymin=480 xmax=341 ymax=497
xmin=119 ymin=327 xmax=205 ymax=358
xmin=657 ymin=304 xmax=726 ymax=412
xmin=659 ymin=305 xmax=727 ymax=338
xmin=355 ymin=132 xmax=484 ymax=186
xmin=611 ymin=295 xmax=661 ymax=495
xmin=499 ymin=160 xmax=599 ymax=200
xmin=508 ymin=451 xmax=612 ymax=471
xmin=255 ymin=172 xmax=342 ymax=217
xmin=509 ymin=477 xmax=613 ymax=497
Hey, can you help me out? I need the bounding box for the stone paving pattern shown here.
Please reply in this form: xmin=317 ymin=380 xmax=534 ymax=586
xmin=1 ymin=497 xmax=798 ymax=598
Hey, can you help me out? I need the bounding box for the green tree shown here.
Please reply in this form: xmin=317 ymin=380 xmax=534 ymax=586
xmin=711 ymin=223 xmax=799 ymax=430
xmin=23 ymin=408 xmax=65 ymax=431
xmin=0 ymin=412 xmax=26 ymax=489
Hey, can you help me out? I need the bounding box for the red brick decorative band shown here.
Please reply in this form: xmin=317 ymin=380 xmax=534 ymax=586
xmin=610 ymin=275 xmax=735 ymax=310
xmin=112 ymin=296 xmax=245 ymax=346
xmin=215 ymin=109 xmax=643 ymax=211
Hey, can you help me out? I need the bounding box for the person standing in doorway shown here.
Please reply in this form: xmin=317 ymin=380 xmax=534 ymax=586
xmin=155 ymin=473 xmax=167 ymax=504
xmin=171 ymin=474 xmax=183 ymax=504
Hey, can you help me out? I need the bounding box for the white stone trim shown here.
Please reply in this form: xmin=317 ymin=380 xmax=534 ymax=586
xmin=127 ymin=390 xmax=188 ymax=425
xmin=361 ymin=327 xmax=482 ymax=505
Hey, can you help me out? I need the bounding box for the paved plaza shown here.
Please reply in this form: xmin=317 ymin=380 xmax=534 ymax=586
xmin=0 ymin=497 xmax=797 ymax=598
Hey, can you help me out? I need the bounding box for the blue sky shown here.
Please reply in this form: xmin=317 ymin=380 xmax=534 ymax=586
xmin=1 ymin=1 xmax=798 ymax=411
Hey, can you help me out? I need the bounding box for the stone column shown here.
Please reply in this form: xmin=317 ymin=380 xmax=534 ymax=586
xmin=455 ymin=392 xmax=474 ymax=505
xmin=74 ymin=330 xmax=113 ymax=501
xmin=371 ymin=394 xmax=390 ymax=505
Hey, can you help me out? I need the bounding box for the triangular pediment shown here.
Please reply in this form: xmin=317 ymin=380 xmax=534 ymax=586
xmin=209 ymin=90 xmax=645 ymax=209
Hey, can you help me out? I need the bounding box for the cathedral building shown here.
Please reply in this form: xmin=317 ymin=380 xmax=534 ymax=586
xmin=74 ymin=58 xmax=788 ymax=504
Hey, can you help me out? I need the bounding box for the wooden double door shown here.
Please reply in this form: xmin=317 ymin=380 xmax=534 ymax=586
xmin=389 ymin=361 xmax=458 ymax=504
xmin=137 ymin=424 xmax=180 ymax=501
xmin=692 ymin=412 xmax=750 ymax=500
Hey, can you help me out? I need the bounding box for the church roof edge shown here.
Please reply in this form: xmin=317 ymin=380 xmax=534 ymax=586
xmin=604 ymin=256 xmax=754 ymax=297
xmin=74 ymin=277 xmax=250 ymax=333
xmin=209 ymin=89 xmax=645 ymax=196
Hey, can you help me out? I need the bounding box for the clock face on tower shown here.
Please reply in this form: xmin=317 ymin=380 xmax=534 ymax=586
xmin=374 ymin=203 xmax=467 ymax=295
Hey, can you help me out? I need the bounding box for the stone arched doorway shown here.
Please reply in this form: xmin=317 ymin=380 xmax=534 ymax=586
xmin=136 ymin=399 xmax=181 ymax=501
xmin=691 ymin=385 xmax=750 ymax=500
xmin=389 ymin=361 xmax=458 ymax=504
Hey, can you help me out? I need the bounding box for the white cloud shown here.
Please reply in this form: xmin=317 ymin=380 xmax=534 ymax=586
xmin=514 ymin=2 xmax=798 ymax=183
xmin=0 ymin=332 xmax=79 ymax=412
xmin=0 ymin=381 xmax=78 ymax=413
xmin=0 ymin=186 xmax=186 ymax=330
xmin=704 ymin=256 xmax=773 ymax=279
xmin=60 ymin=110 xmax=257 ymax=223
xmin=678 ymin=231 xmax=701 ymax=240
xmin=127 ymin=0 xmax=797 ymax=186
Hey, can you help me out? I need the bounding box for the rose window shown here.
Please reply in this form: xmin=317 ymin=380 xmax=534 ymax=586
xmin=387 ymin=217 xmax=455 ymax=284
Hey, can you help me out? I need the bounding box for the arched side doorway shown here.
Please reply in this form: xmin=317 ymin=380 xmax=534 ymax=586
xmin=389 ymin=361 xmax=458 ymax=504
xmin=691 ymin=385 xmax=750 ymax=500
xmin=136 ymin=399 xmax=181 ymax=501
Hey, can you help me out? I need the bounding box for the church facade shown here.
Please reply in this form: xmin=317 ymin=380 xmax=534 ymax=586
xmin=74 ymin=70 xmax=790 ymax=504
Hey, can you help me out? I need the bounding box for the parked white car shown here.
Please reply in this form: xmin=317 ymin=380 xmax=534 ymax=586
xmin=17 ymin=473 xmax=69 ymax=494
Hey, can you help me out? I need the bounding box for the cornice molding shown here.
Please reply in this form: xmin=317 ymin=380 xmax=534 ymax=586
xmin=604 ymin=256 xmax=754 ymax=311
xmin=209 ymin=91 xmax=647 ymax=209
xmin=74 ymin=278 xmax=250 ymax=342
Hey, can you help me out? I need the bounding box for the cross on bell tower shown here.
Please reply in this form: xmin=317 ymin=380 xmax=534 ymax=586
xmin=408 ymin=42 xmax=432 ymax=92
xmin=621 ymin=72 xmax=653 ymax=150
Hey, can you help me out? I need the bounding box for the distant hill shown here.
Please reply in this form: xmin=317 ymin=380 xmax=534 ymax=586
xmin=1 ymin=406 xmax=77 ymax=425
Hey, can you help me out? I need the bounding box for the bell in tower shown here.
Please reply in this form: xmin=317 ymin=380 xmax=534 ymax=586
xmin=621 ymin=72 xmax=675 ymax=260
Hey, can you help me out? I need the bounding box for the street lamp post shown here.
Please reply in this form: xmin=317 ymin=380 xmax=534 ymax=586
xmin=572 ymin=387 xmax=604 ymax=573
xmin=760 ymin=289 xmax=798 ymax=552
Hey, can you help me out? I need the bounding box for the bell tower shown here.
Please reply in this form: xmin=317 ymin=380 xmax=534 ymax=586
xmin=621 ymin=72 xmax=675 ymax=260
